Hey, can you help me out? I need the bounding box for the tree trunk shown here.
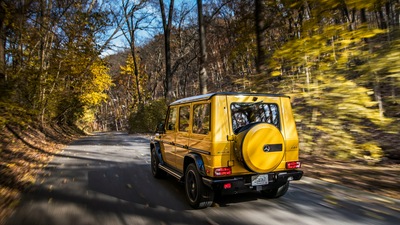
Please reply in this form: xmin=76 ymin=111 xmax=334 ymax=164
xmin=130 ymin=37 xmax=142 ymax=105
xmin=255 ymin=0 xmax=269 ymax=75
xmin=197 ymin=0 xmax=208 ymax=95
xmin=159 ymin=0 xmax=175 ymax=101
xmin=127 ymin=12 xmax=142 ymax=105
xmin=374 ymin=74 xmax=384 ymax=118
xmin=0 ymin=5 xmax=5 ymax=87
xmin=360 ymin=8 xmax=367 ymax=23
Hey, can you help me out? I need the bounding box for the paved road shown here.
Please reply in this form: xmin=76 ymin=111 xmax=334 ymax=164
xmin=5 ymin=132 xmax=400 ymax=225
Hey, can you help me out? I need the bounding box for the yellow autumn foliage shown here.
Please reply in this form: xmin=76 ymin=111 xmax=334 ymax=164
xmin=79 ymin=60 xmax=112 ymax=107
xmin=257 ymin=0 xmax=400 ymax=161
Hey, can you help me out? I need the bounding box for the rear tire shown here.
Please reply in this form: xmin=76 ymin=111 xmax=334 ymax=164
xmin=261 ymin=181 xmax=289 ymax=198
xmin=185 ymin=163 xmax=214 ymax=209
xmin=151 ymin=147 xmax=166 ymax=178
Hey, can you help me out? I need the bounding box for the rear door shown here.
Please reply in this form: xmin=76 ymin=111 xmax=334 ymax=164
xmin=189 ymin=102 xmax=212 ymax=155
xmin=175 ymin=105 xmax=191 ymax=172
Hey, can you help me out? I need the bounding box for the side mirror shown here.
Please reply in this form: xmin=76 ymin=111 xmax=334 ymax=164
xmin=156 ymin=122 xmax=165 ymax=133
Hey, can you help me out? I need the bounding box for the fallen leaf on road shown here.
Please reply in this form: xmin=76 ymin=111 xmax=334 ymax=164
xmin=126 ymin=184 xmax=132 ymax=189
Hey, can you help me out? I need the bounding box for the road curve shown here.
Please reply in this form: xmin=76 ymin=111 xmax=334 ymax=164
xmin=5 ymin=132 xmax=400 ymax=225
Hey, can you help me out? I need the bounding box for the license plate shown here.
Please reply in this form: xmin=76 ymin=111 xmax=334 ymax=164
xmin=251 ymin=174 xmax=269 ymax=186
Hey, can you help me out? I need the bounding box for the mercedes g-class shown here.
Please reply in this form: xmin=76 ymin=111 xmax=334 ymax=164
xmin=150 ymin=92 xmax=303 ymax=208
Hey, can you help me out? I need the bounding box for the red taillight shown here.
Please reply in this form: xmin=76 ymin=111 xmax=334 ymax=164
xmin=223 ymin=183 xmax=232 ymax=189
xmin=286 ymin=161 xmax=301 ymax=169
xmin=214 ymin=167 xmax=232 ymax=176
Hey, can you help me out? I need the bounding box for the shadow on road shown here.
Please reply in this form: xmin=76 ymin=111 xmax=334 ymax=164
xmin=87 ymin=164 xmax=191 ymax=210
xmin=5 ymin=132 xmax=400 ymax=225
xmin=69 ymin=132 xmax=149 ymax=146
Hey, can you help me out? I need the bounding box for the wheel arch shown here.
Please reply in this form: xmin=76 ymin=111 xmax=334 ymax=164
xmin=151 ymin=141 xmax=164 ymax=164
xmin=184 ymin=153 xmax=206 ymax=177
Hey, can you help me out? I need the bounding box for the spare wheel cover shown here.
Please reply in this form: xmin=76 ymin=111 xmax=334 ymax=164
xmin=241 ymin=123 xmax=285 ymax=173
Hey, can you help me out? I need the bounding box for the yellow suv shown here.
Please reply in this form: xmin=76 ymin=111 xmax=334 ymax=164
xmin=150 ymin=92 xmax=303 ymax=208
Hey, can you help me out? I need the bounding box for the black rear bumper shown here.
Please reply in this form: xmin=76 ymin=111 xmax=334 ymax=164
xmin=202 ymin=170 xmax=303 ymax=194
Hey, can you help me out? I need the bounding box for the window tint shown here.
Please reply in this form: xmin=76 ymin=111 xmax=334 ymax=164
xmin=179 ymin=106 xmax=190 ymax=132
xmin=193 ymin=103 xmax=210 ymax=135
xmin=231 ymin=102 xmax=280 ymax=133
xmin=166 ymin=107 xmax=177 ymax=131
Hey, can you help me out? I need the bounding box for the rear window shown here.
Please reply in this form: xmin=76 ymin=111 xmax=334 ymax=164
xmin=231 ymin=102 xmax=280 ymax=133
xmin=192 ymin=103 xmax=211 ymax=135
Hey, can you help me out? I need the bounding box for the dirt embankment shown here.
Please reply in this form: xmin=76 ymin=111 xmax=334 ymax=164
xmin=0 ymin=123 xmax=79 ymax=225
xmin=301 ymin=154 xmax=400 ymax=199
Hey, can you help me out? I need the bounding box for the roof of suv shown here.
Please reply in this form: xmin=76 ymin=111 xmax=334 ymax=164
xmin=170 ymin=92 xmax=289 ymax=106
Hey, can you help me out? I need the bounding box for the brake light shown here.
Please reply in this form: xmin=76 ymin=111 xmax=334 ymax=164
xmin=286 ymin=161 xmax=301 ymax=169
xmin=223 ymin=183 xmax=232 ymax=189
xmin=214 ymin=167 xmax=232 ymax=176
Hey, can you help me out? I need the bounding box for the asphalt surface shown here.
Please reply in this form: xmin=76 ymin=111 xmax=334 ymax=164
xmin=5 ymin=132 xmax=400 ymax=225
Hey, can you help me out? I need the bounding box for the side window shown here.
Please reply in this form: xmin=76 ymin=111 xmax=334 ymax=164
xmin=179 ymin=105 xmax=190 ymax=132
xmin=166 ymin=107 xmax=177 ymax=131
xmin=193 ymin=103 xmax=210 ymax=135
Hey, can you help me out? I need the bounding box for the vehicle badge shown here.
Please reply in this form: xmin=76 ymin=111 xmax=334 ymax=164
xmin=263 ymin=144 xmax=271 ymax=152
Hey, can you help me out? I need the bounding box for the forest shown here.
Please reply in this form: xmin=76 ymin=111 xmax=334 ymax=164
xmin=0 ymin=0 xmax=399 ymax=164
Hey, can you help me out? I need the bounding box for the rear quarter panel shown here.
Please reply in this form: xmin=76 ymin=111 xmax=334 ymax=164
xmin=280 ymin=97 xmax=300 ymax=166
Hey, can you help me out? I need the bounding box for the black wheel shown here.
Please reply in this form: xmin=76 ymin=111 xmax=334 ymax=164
xmin=151 ymin=147 xmax=166 ymax=178
xmin=261 ymin=181 xmax=289 ymax=198
xmin=185 ymin=163 xmax=214 ymax=209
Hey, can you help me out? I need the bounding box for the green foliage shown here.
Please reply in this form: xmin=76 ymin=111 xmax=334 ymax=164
xmin=55 ymin=95 xmax=83 ymax=126
xmin=128 ymin=99 xmax=167 ymax=133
